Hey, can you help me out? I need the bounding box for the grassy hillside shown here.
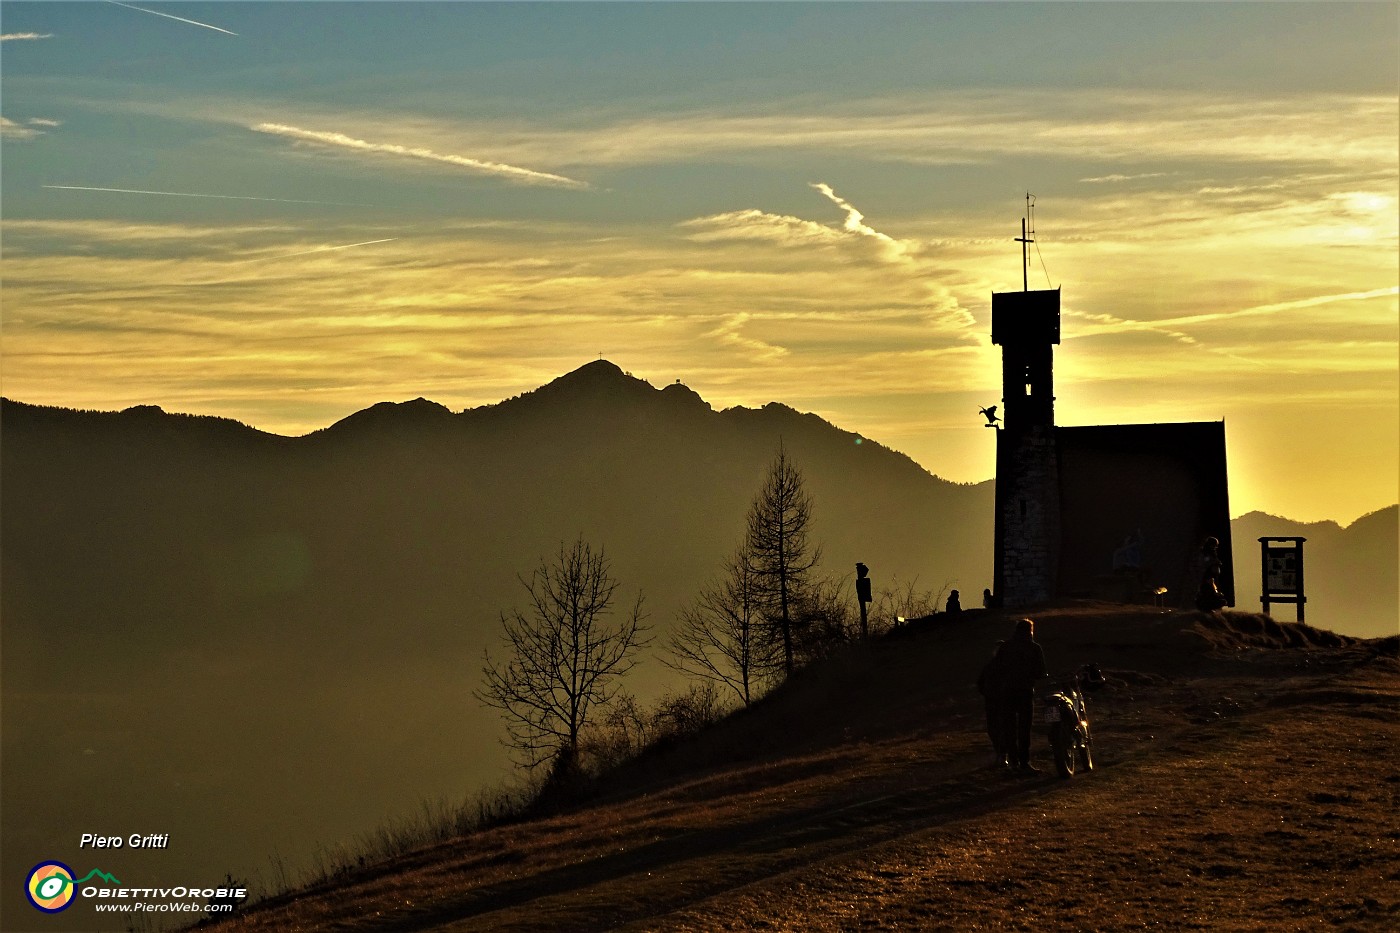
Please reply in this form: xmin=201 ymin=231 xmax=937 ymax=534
xmin=0 ymin=363 xmax=990 ymax=932
xmin=3 ymin=364 xmax=1394 ymax=931
xmin=204 ymin=604 xmax=1399 ymax=932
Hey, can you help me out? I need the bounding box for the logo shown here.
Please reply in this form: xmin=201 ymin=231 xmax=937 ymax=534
xmin=26 ymin=862 xmax=76 ymax=913
xmin=25 ymin=862 xmax=122 ymax=913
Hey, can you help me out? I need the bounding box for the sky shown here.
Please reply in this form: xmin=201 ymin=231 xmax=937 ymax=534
xmin=1 ymin=1 xmax=1396 ymax=524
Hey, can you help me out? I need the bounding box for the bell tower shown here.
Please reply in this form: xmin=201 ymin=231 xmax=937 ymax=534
xmin=991 ymin=200 xmax=1062 ymax=606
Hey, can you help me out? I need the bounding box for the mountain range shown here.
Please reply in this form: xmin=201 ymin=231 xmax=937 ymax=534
xmin=1 ymin=360 xmax=1393 ymax=920
xmin=1 ymin=360 xmax=993 ymax=910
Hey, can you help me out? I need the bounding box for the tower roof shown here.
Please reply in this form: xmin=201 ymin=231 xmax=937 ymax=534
xmin=991 ymin=288 xmax=1060 ymax=346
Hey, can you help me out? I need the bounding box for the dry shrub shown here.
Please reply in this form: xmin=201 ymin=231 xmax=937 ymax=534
xmin=1191 ymin=610 xmax=1358 ymax=651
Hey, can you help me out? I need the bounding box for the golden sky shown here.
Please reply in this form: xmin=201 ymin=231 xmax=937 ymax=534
xmin=2 ymin=3 xmax=1396 ymax=523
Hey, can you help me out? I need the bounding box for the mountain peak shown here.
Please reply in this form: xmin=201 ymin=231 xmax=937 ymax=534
xmin=321 ymin=397 xmax=454 ymax=436
xmin=523 ymin=359 xmax=659 ymax=406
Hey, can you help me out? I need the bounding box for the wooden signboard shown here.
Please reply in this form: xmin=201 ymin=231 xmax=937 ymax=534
xmin=1259 ymin=536 xmax=1306 ymax=622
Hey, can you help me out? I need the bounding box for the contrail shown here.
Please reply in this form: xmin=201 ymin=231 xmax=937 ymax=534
xmin=1 ymin=32 xmax=55 ymax=41
xmin=43 ymin=185 xmax=361 ymax=206
xmin=106 ymin=1 xmax=237 ymax=36
xmin=235 ymin=238 xmax=399 ymax=263
xmin=251 ymin=122 xmax=590 ymax=190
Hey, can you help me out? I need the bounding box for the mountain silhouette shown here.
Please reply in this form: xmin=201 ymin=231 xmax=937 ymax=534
xmin=1230 ymin=507 xmax=1397 ymax=637
xmin=0 ymin=362 xmax=994 ymax=903
xmin=1 ymin=362 xmax=1394 ymax=916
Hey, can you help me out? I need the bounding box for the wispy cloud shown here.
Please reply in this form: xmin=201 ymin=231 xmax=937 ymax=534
xmin=684 ymin=184 xmax=911 ymax=262
xmin=0 ymin=32 xmax=54 ymax=41
xmin=106 ymin=1 xmax=237 ymax=36
xmin=43 ymin=185 xmax=363 ymax=206
xmin=234 ymin=238 xmax=400 ymax=264
xmin=681 ymin=209 xmax=844 ymax=247
xmin=320 ymin=90 xmax=1392 ymax=173
xmin=1 ymin=117 xmax=41 ymax=140
xmin=809 ymin=182 xmax=910 ymax=261
xmin=1080 ymin=173 xmax=1171 ymax=184
xmin=2 ymin=116 xmax=61 ymax=139
xmin=1157 ymin=287 xmax=1399 ymax=330
xmin=703 ymin=313 xmax=790 ymax=362
xmin=1065 ymin=308 xmax=1199 ymax=346
xmin=249 ymin=122 xmax=591 ymax=190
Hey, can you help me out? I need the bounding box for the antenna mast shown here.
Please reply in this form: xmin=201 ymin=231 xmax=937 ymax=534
xmin=1014 ymin=192 xmax=1035 ymax=292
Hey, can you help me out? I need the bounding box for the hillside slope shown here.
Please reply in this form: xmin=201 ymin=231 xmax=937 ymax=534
xmin=209 ymin=606 xmax=1399 ymax=932
xmin=0 ymin=362 xmax=991 ymax=930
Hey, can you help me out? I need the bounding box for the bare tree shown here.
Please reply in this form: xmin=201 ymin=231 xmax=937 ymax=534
xmin=665 ymin=544 xmax=779 ymax=707
xmin=792 ymin=571 xmax=858 ymax=659
xmin=745 ymin=445 xmax=821 ymax=677
xmin=477 ymin=537 xmax=647 ymax=771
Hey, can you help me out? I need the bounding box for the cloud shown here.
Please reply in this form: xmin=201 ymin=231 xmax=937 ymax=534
xmin=233 ymin=238 xmax=400 ymax=264
xmin=1155 ymin=287 xmax=1399 ymax=330
xmin=43 ymin=184 xmax=363 ymax=206
xmin=1080 ymin=173 xmax=1171 ymax=184
xmin=703 ymin=314 xmax=790 ymax=362
xmin=680 ymin=209 xmax=845 ymax=247
xmin=249 ymin=122 xmax=591 ymax=190
xmin=1065 ymin=308 xmax=1199 ymax=346
xmin=1 ymin=116 xmax=61 ymax=139
xmin=683 ymin=184 xmax=913 ymax=264
xmin=0 ymin=32 xmax=54 ymax=41
xmin=1 ymin=117 xmax=41 ymax=140
xmin=345 ymin=89 xmax=1391 ymax=173
xmin=809 ymin=182 xmax=911 ymax=262
xmin=0 ymin=218 xmax=301 ymax=243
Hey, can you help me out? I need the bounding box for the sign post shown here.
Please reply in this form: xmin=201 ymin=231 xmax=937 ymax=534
xmin=1259 ymin=536 xmax=1306 ymax=622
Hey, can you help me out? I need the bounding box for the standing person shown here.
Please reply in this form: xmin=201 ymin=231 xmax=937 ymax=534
xmin=1195 ymin=536 xmax=1227 ymax=612
xmin=977 ymin=641 xmax=1009 ymax=768
xmin=999 ymin=618 xmax=1047 ymax=774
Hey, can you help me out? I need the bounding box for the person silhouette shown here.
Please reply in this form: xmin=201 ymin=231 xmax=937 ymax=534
xmin=1195 ymin=536 xmax=1227 ymax=612
xmin=946 ymin=589 xmax=962 ymax=615
xmin=997 ymin=618 xmax=1047 ymax=774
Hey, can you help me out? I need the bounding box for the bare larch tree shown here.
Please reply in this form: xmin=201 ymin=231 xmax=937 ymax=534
xmin=745 ymin=444 xmax=821 ymax=677
xmin=477 ymin=537 xmax=647 ymax=771
xmin=665 ymin=544 xmax=778 ymax=707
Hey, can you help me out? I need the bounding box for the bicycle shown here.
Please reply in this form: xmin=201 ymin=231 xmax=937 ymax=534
xmin=1042 ymin=664 xmax=1102 ymax=778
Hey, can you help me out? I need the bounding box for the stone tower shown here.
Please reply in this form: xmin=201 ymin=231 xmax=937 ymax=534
xmin=992 ymin=287 xmax=1062 ymax=607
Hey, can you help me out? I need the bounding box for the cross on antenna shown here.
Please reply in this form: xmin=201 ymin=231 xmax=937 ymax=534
xmin=1014 ymin=192 xmax=1035 ymax=292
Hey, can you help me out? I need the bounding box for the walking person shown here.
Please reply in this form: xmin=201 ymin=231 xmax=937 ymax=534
xmin=998 ymin=618 xmax=1047 ymax=774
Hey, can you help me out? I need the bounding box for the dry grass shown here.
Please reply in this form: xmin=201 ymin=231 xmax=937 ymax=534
xmin=201 ymin=604 xmax=1399 ymax=932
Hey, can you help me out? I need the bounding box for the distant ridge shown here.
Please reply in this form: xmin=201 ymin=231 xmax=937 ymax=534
xmin=320 ymin=397 xmax=455 ymax=436
xmin=3 ymin=362 xmax=1395 ymax=918
xmin=2 ymin=365 xmax=1393 ymax=647
xmin=1231 ymin=506 xmax=1397 ymax=638
xmin=0 ymin=363 xmax=937 ymax=489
